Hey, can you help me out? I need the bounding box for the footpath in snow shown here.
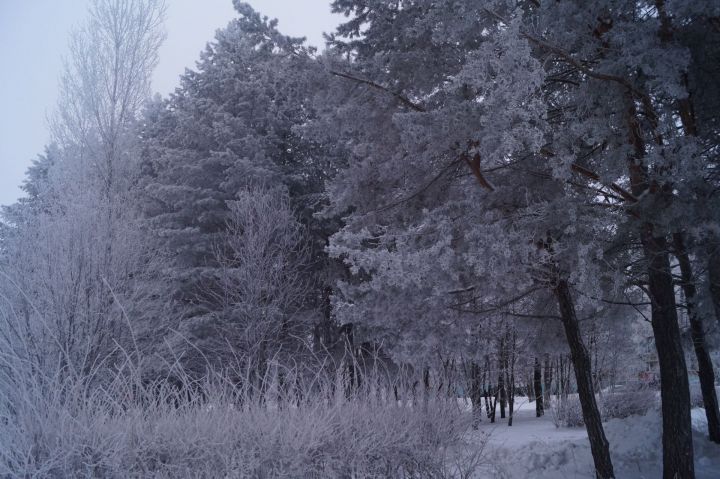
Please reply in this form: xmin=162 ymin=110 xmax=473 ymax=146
xmin=460 ymin=398 xmax=720 ymax=478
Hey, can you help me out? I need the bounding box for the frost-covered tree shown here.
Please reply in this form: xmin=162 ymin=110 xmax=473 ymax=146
xmin=138 ymin=2 xmax=338 ymax=375
xmin=201 ymin=186 xmax=312 ymax=388
xmin=522 ymin=3 xmax=720 ymax=474
xmin=317 ymin=2 xmax=621 ymax=476
xmin=0 ymin=0 xmax=166 ymax=377
xmin=316 ymin=1 xmax=720 ymax=477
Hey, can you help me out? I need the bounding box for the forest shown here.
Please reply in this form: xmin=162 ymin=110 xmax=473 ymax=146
xmin=1 ymin=0 xmax=719 ymax=477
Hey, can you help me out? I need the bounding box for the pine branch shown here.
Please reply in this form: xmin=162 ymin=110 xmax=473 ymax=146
xmin=328 ymin=70 xmax=426 ymax=112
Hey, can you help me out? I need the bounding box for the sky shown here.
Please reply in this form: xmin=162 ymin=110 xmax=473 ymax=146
xmin=0 ymin=0 xmax=342 ymax=208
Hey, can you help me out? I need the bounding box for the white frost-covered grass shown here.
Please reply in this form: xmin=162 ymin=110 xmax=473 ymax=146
xmin=465 ymin=397 xmax=720 ymax=478
xmin=0 ymin=363 xmax=482 ymax=478
xmin=2 ymin=353 xmax=718 ymax=478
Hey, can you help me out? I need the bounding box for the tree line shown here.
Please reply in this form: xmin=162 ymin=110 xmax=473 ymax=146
xmin=1 ymin=1 xmax=719 ymax=478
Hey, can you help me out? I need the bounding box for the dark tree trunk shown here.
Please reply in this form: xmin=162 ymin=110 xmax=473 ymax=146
xmin=506 ymin=330 xmax=517 ymax=426
xmin=557 ymin=355 xmax=571 ymax=400
xmin=709 ymin=245 xmax=720 ymax=329
xmin=491 ymin=386 xmax=498 ymax=423
xmin=527 ymin=376 xmax=535 ymax=402
xmin=534 ymin=357 xmax=544 ymax=417
xmin=469 ymin=361 xmax=483 ymax=429
xmin=543 ymin=356 xmax=553 ymax=404
xmin=484 ymin=391 xmax=491 ymax=421
xmin=440 ymin=358 xmax=456 ymax=398
xmin=555 ymin=279 xmax=614 ymax=479
xmin=673 ymin=232 xmax=720 ymax=443
xmin=487 ymin=379 xmax=499 ymax=423
xmin=423 ymin=367 xmax=430 ymax=406
xmin=626 ymin=95 xmax=695 ymax=479
xmin=640 ymin=229 xmax=695 ymax=478
xmin=507 ymin=372 xmax=515 ymax=426
xmin=499 ymin=372 xmax=506 ymax=419
xmin=499 ymin=334 xmax=507 ymax=419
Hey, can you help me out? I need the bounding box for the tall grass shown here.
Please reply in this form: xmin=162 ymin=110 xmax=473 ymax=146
xmin=0 ymin=347 xmax=483 ymax=478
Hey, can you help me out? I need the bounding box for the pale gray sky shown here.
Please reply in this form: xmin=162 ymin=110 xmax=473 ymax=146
xmin=0 ymin=0 xmax=341 ymax=208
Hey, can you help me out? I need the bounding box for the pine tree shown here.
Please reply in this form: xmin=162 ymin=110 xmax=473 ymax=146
xmin=139 ymin=2 xmax=339 ymax=376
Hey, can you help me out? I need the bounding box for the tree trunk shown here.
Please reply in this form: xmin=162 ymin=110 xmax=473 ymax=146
xmin=555 ymin=279 xmax=614 ymax=479
xmin=491 ymin=386 xmax=498 ymax=423
xmin=499 ymin=333 xmax=507 ymax=419
xmin=423 ymin=367 xmax=430 ymax=406
xmin=499 ymin=372 xmax=506 ymax=419
xmin=507 ymin=368 xmax=515 ymax=426
xmin=314 ymin=286 xmax=336 ymax=350
xmin=641 ymin=229 xmax=695 ymax=478
xmin=527 ymin=376 xmax=535 ymax=402
xmin=557 ymin=355 xmax=571 ymax=400
xmin=507 ymin=330 xmax=517 ymax=426
xmin=488 ymin=380 xmax=498 ymax=423
xmin=626 ymin=94 xmax=695 ymax=479
xmin=534 ymin=357 xmax=544 ymax=417
xmin=483 ymin=389 xmax=494 ymax=422
xmin=709 ymin=244 xmax=720 ymax=329
xmin=469 ymin=361 xmax=483 ymax=429
xmin=544 ymin=356 xmax=553 ymax=405
xmin=673 ymin=232 xmax=720 ymax=443
xmin=555 ymin=356 xmax=563 ymax=398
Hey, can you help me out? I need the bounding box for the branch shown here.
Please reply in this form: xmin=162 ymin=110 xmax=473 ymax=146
xmin=450 ymin=286 xmax=543 ymax=311
xmin=374 ymin=158 xmax=462 ymax=212
xmin=329 ymin=70 xmax=426 ymax=112
xmin=462 ymin=151 xmax=495 ymax=191
xmin=538 ymin=147 xmax=638 ymax=203
xmin=483 ymin=8 xmax=652 ymax=106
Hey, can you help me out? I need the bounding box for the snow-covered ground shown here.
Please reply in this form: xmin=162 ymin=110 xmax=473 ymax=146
xmin=460 ymin=398 xmax=720 ymax=478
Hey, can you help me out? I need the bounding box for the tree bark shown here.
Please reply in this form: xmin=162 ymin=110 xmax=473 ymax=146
xmin=534 ymin=357 xmax=544 ymax=417
xmin=543 ymin=356 xmax=553 ymax=404
xmin=507 ymin=330 xmax=517 ymax=426
xmin=673 ymin=232 xmax=720 ymax=443
xmin=499 ymin=372 xmax=506 ymax=419
xmin=641 ymin=229 xmax=695 ymax=478
xmin=488 ymin=381 xmax=498 ymax=423
xmin=555 ymin=279 xmax=614 ymax=479
xmin=423 ymin=367 xmax=430 ymax=399
xmin=626 ymin=94 xmax=695 ymax=479
xmin=499 ymin=334 xmax=507 ymax=419
xmin=507 ymin=369 xmax=515 ymax=426
xmin=527 ymin=376 xmax=535 ymax=402
xmin=469 ymin=361 xmax=483 ymax=429
xmin=708 ymin=244 xmax=720 ymax=329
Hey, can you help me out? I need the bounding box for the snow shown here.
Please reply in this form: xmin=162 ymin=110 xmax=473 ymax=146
xmin=459 ymin=398 xmax=720 ymax=478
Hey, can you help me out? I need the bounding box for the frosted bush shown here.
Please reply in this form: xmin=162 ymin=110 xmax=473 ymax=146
xmin=600 ymin=388 xmax=657 ymax=420
xmin=550 ymin=388 xmax=657 ymax=428
xmin=0 ymin=362 xmax=475 ymax=478
xmin=550 ymin=395 xmax=585 ymax=428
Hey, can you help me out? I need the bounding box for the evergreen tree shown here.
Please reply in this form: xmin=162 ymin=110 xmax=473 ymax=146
xmin=139 ymin=2 xmax=339 ymax=376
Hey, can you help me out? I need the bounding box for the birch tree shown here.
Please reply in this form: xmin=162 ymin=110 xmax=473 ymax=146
xmin=0 ymin=0 xmax=166 ymax=376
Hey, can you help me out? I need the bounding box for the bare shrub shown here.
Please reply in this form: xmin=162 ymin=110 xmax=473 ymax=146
xmin=0 ymin=350 xmax=478 ymax=478
xmin=550 ymin=388 xmax=657 ymax=428
xmin=600 ymin=388 xmax=657 ymax=420
xmin=550 ymin=395 xmax=585 ymax=428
